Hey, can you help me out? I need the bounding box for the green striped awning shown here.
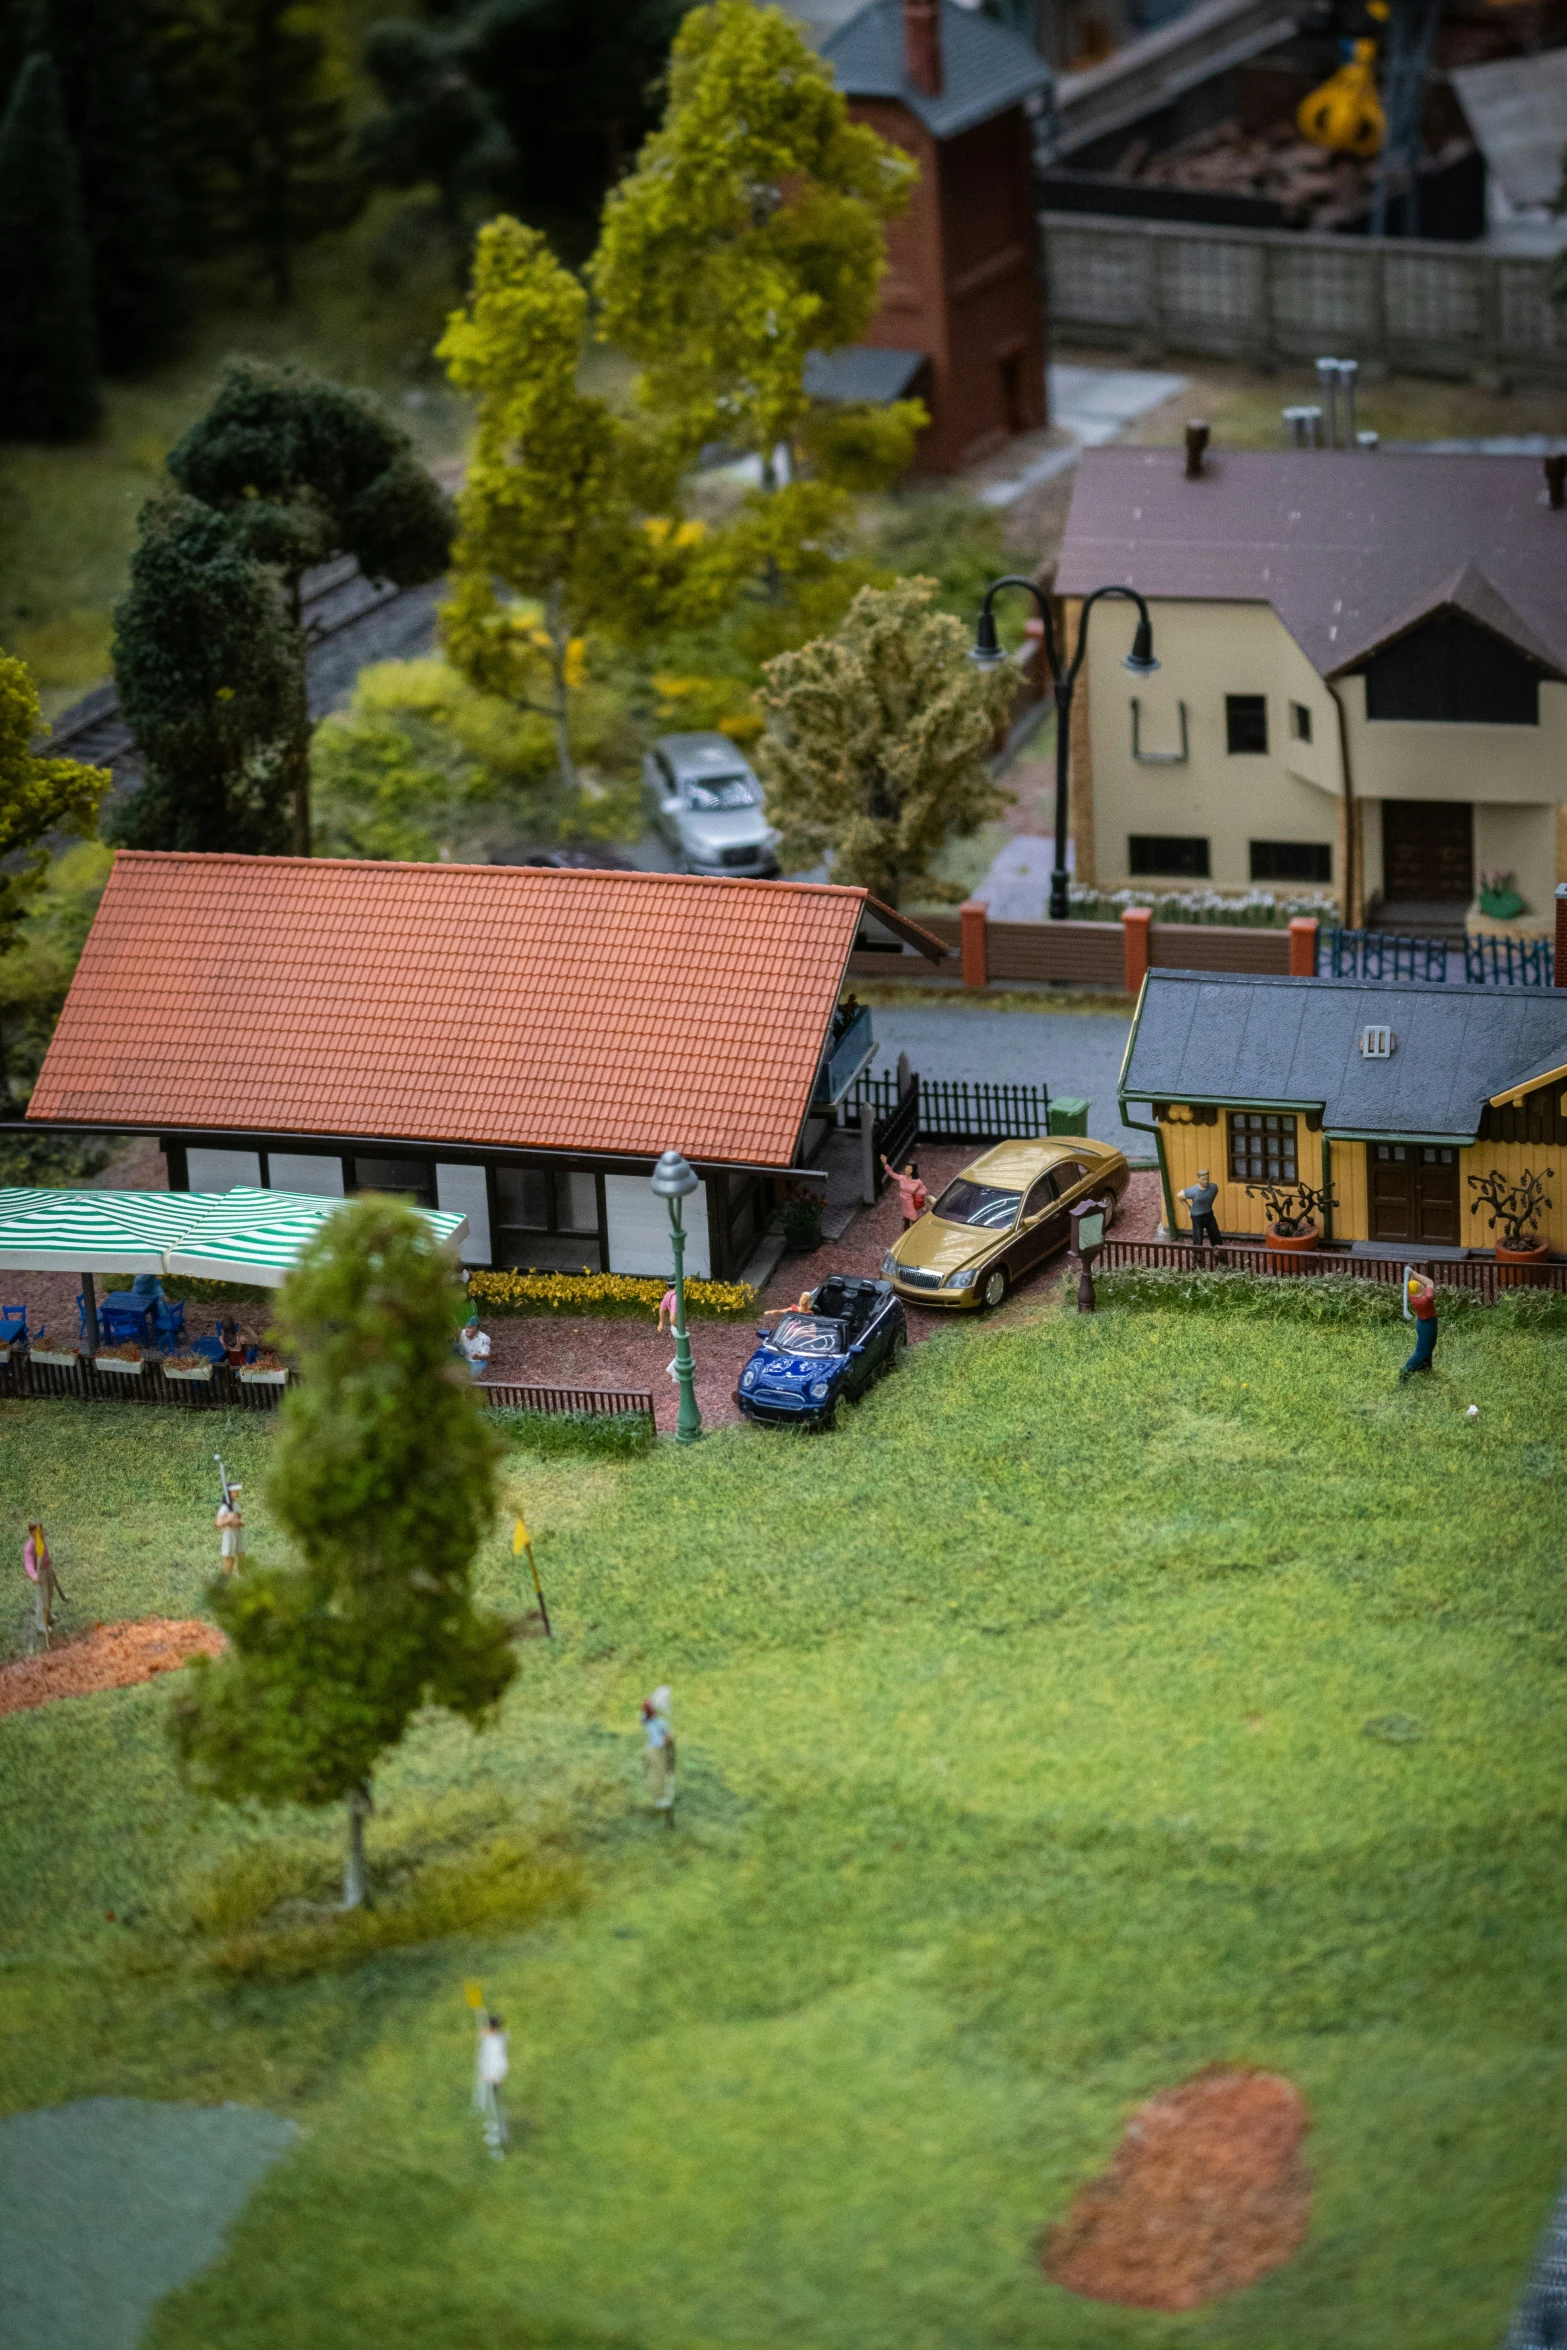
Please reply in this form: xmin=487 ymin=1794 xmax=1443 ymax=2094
xmin=0 ymin=1188 xmax=468 ymax=1282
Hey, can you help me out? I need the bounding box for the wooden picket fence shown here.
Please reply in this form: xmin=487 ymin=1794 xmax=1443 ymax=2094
xmin=1096 ymin=1236 xmax=1567 ymax=1303
xmin=0 ymin=1353 xmax=291 ymax=1409
xmin=478 ymin=1381 xmax=657 ymax=1431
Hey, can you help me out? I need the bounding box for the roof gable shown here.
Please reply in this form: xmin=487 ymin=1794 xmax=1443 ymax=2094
xmin=822 ymin=0 xmax=1049 ymax=140
xmin=1057 ymin=448 xmax=1567 ymax=682
xmin=29 ymin=855 xmax=939 ymax=1169
xmin=1121 ymin=970 xmax=1567 ymax=1142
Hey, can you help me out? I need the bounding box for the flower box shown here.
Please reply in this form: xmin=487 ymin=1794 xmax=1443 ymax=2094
xmin=96 ymin=1353 xmax=145 ymax=1376
xmin=30 ymin=1347 xmax=80 ymax=1370
xmin=237 ymin=1366 xmax=288 ymax=1386
xmin=162 ymin=1360 xmax=215 ymax=1383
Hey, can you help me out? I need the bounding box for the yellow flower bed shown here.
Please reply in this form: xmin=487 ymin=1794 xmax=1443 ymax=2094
xmin=466 ymin=1268 xmax=759 ymax=1320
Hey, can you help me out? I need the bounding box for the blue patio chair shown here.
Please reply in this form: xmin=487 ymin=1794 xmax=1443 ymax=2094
xmin=152 ymin=1299 xmax=187 ymax=1348
xmin=191 ymin=1332 xmax=227 ymax=1366
xmin=0 ymin=1303 xmax=39 ymax=1346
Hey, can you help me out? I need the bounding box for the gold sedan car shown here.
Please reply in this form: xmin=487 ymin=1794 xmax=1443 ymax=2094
xmin=882 ymin=1136 xmax=1130 ymax=1312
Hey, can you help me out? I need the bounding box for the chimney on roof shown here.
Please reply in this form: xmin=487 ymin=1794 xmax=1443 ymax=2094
xmin=1545 ymin=453 xmax=1566 ymax=510
xmin=903 ymin=0 xmax=943 ymax=98
xmin=1184 ymin=421 xmax=1209 ymax=479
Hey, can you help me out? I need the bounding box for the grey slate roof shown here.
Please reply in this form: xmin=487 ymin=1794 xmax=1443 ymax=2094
xmin=1057 ymin=446 xmax=1567 ymax=682
xmin=803 ymin=345 xmax=928 ymax=403
xmin=1120 ymin=971 xmax=1567 ymax=1141
xmin=822 ymin=0 xmax=1050 ymax=139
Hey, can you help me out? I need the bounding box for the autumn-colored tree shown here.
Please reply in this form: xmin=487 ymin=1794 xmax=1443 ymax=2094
xmin=591 ymin=0 xmax=918 ymax=483
xmin=170 ymin=1199 xmax=516 ymax=1911
xmin=759 ymin=579 xmax=1014 ymax=907
xmin=438 ymin=216 xmax=715 ymax=793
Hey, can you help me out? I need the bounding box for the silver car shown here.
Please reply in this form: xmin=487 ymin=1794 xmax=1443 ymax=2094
xmin=645 ymin=732 xmax=779 ymax=877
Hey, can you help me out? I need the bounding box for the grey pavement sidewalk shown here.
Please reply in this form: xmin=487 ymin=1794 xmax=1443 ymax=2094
xmin=866 ymin=1000 xmax=1134 ymax=1143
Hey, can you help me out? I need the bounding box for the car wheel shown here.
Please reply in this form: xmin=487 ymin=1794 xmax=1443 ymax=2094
xmin=884 ymin=1329 xmax=907 ymax=1376
xmin=814 ymin=1400 xmax=837 ymax=1431
xmin=1101 ymin=1192 xmax=1117 ymax=1232
xmin=981 ymin=1267 xmax=1007 ymax=1311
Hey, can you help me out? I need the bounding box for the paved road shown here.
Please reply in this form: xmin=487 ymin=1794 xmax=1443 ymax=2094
xmin=866 ymin=1000 xmax=1135 ymax=1142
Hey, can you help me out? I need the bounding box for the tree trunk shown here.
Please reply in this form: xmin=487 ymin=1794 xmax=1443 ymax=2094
xmin=342 ymin=1780 xmax=373 ymax=1910
xmin=285 ymin=570 xmax=312 ymax=854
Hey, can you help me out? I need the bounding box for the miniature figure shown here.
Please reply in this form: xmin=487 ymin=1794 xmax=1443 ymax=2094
xmin=23 ymin=1521 xmax=61 ymax=1647
xmin=473 ymin=2012 xmax=510 ymax=2157
xmin=881 ymin=1158 xmax=928 ymax=1228
xmin=1400 ymin=1273 xmax=1438 ymax=1381
xmin=457 ymin=1312 xmax=491 ymax=1378
xmin=221 ymin=1318 xmax=247 ymax=1367
xmin=641 ymin=1685 xmax=676 ymax=1826
xmin=215 ymin=1470 xmax=245 ymax=1575
xmin=657 ymin=1283 xmax=677 ymax=1338
xmin=1179 ymin=1168 xmax=1222 ymax=1250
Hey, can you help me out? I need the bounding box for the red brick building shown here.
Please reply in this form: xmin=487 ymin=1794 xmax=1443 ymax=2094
xmin=820 ymin=0 xmax=1051 ymax=474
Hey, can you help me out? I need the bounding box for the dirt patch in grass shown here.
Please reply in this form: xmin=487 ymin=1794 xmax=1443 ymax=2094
xmin=1044 ymin=2066 xmax=1311 ymax=2311
xmin=0 ymin=1618 xmax=223 ymax=1716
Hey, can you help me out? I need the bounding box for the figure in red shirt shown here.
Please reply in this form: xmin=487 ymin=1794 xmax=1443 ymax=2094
xmin=1400 ymin=1273 xmax=1438 ymax=1381
xmin=881 ymin=1158 xmax=928 ymax=1227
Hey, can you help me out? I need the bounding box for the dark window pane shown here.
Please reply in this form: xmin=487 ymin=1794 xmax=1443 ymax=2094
xmin=495 ymin=1169 xmax=550 ymax=1230
xmin=1129 ymin=835 xmax=1210 ymax=878
xmin=1226 ymin=694 xmax=1269 ymax=754
xmin=1364 ymin=612 xmax=1539 ymax=725
xmin=1229 ymin=1111 xmax=1296 ymax=1182
xmin=353 ymin=1156 xmax=435 ymax=1205
xmin=1290 ymin=702 xmax=1312 ymax=743
xmin=554 ymin=1171 xmax=599 ymax=1233
xmin=1250 ymin=840 xmax=1332 ymax=883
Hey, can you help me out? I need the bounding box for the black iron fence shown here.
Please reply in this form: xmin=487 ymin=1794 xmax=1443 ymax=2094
xmin=852 ymin=1072 xmax=1051 ymax=1143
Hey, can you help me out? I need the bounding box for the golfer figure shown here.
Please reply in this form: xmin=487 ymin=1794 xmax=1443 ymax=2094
xmin=641 ymin=1685 xmax=676 ymax=1826
xmin=1400 ymin=1272 xmax=1438 ymax=1381
xmin=474 ymin=2013 xmax=510 ymax=2157
xmin=23 ymin=1522 xmax=60 ymax=1647
xmin=216 ymin=1487 xmax=245 ymax=1576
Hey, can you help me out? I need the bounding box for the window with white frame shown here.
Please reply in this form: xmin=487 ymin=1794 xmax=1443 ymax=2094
xmin=1228 ymin=1112 xmax=1297 ymax=1183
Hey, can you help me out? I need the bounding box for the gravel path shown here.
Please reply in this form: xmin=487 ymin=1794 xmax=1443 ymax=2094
xmin=0 ymin=2099 xmax=295 ymax=2350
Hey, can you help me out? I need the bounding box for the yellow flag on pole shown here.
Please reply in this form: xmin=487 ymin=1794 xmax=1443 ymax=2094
xmin=512 ymin=1516 xmax=529 ymax=1554
xmin=464 ymin=1979 xmax=485 ymax=2010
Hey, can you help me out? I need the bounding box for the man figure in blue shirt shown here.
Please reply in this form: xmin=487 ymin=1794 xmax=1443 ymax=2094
xmin=1179 ymin=1168 xmax=1222 ymax=1250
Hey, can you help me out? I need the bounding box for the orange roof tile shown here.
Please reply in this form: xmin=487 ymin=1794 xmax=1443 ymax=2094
xmin=30 ymin=854 xmax=937 ymax=1170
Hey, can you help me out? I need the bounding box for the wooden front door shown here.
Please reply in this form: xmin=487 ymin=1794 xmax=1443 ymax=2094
xmin=1381 ymin=801 xmax=1473 ymax=903
xmin=1367 ymin=1143 xmax=1461 ymax=1242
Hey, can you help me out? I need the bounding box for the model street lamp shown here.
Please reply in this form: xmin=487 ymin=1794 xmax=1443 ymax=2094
xmin=971 ymin=577 xmax=1158 ymax=922
xmin=651 ymin=1148 xmax=703 ymax=1446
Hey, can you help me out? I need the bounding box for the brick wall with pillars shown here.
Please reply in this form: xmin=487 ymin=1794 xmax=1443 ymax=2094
xmin=960 ymin=899 xmax=989 ymax=989
xmin=1121 ymin=905 xmax=1151 ymax=994
xmin=1288 ymin=917 xmax=1319 ymax=977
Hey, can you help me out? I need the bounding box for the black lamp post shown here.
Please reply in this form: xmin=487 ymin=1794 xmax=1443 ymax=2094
xmin=971 ymin=578 xmax=1158 ymax=922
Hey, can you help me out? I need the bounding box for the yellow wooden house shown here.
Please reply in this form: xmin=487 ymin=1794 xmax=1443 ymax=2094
xmin=1119 ymin=969 xmax=1567 ymax=1254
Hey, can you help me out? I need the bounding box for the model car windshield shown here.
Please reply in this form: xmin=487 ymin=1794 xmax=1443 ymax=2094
xmin=931 ymin=1179 xmax=1023 ymax=1231
xmin=769 ymin=1315 xmax=843 ymax=1357
xmin=682 ymin=773 xmax=759 ymax=810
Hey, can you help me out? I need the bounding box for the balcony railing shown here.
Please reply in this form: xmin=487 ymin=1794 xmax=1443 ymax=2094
xmin=812 ymin=1002 xmax=876 ymax=1110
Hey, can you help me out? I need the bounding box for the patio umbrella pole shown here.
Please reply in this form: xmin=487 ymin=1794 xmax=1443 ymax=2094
xmin=79 ymin=1272 xmax=99 ymax=1357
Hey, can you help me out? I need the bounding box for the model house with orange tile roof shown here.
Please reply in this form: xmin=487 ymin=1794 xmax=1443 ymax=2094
xmin=25 ymin=854 xmax=946 ymax=1282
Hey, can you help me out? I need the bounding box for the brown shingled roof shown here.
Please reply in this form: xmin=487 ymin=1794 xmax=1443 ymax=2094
xmin=29 ymin=855 xmax=940 ymax=1170
xmin=1056 ymin=447 xmax=1567 ymax=681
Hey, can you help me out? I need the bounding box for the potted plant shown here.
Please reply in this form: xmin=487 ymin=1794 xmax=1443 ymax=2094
xmin=96 ymin=1341 xmax=145 ymax=1376
xmin=1246 ymin=1179 xmax=1336 ymax=1258
xmin=237 ymin=1348 xmax=289 ymax=1386
xmin=1468 ymin=1164 xmax=1554 ymax=1283
xmin=162 ymin=1350 xmax=215 ymax=1383
xmin=29 ymin=1338 xmax=79 ymax=1369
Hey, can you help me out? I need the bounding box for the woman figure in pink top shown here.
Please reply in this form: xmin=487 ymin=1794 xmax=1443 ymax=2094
xmin=881 ymin=1158 xmax=928 ymax=1228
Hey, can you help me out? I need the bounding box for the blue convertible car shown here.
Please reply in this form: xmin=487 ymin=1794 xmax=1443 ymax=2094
xmin=734 ymin=1276 xmax=907 ymax=1430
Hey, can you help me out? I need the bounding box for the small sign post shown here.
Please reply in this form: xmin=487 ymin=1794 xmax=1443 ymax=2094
xmin=1069 ymin=1199 xmax=1108 ymax=1314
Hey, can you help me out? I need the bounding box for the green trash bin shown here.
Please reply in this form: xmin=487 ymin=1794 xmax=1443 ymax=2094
xmin=1049 ymin=1096 xmax=1090 ymax=1137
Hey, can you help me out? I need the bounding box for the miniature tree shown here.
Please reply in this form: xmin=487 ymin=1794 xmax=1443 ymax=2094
xmin=0 ymin=48 xmax=101 ymax=440
xmin=0 ymin=654 xmax=108 ymax=947
xmin=1468 ymin=1164 xmax=1554 ymax=1249
xmin=170 ymin=1199 xmax=517 ymax=1911
xmin=109 ymin=496 xmax=301 ymax=854
xmin=357 ymin=13 xmax=514 ymax=281
xmin=1244 ymin=1177 xmax=1336 ymax=1237
xmin=590 ymin=0 xmax=917 ymax=483
xmin=215 ymin=0 xmax=362 ymax=305
xmin=758 ymin=578 xmax=1014 ymax=907
xmin=438 ymin=216 xmax=714 ymax=795
xmin=166 ymin=361 xmax=454 ymax=851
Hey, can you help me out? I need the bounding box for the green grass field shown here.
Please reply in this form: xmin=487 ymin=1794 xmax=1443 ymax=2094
xmin=2 ymin=1286 xmax=1565 ymax=2349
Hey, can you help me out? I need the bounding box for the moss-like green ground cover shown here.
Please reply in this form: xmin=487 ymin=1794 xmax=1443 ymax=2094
xmin=2 ymin=1292 xmax=1565 ymax=2349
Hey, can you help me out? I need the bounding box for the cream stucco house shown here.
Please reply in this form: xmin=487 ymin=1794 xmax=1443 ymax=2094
xmin=1056 ymin=446 xmax=1567 ymax=934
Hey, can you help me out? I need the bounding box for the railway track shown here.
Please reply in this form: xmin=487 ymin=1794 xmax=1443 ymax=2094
xmin=43 ymin=553 xmax=443 ymax=792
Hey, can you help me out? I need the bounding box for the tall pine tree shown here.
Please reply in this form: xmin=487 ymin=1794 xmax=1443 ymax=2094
xmin=0 ymin=49 xmax=101 ymax=439
xmin=221 ymin=0 xmax=364 ymax=303
xmin=41 ymin=0 xmax=189 ymax=371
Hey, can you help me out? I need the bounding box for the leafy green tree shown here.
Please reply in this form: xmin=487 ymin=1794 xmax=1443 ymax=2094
xmin=591 ymin=0 xmax=916 ymax=479
xmin=758 ymin=578 xmax=1014 ymax=907
xmin=0 ymin=839 xmax=111 ymax=1110
xmin=0 ymin=48 xmax=101 ymax=439
xmin=171 ymin=1199 xmax=516 ymax=1910
xmin=167 ymin=361 xmax=454 ymax=850
xmin=109 ymin=496 xmax=300 ymax=854
xmin=438 ymin=216 xmax=712 ymax=793
xmin=0 ymin=652 xmax=109 ymax=944
xmin=37 ymin=0 xmax=188 ymax=371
